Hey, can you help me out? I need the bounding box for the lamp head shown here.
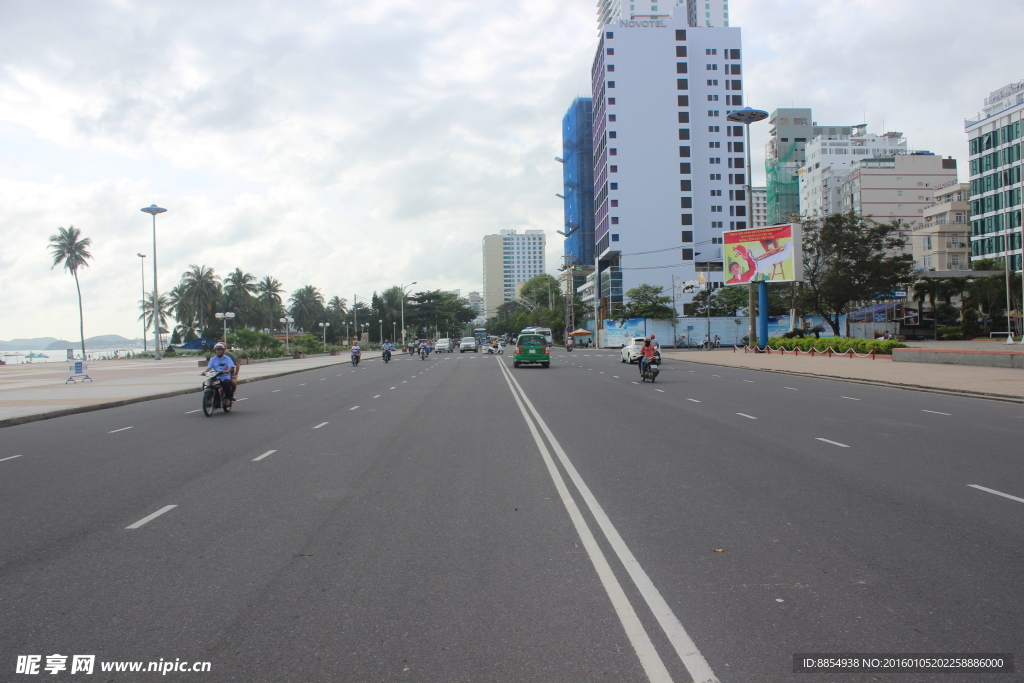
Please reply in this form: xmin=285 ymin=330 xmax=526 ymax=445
xmin=141 ymin=204 xmax=167 ymax=216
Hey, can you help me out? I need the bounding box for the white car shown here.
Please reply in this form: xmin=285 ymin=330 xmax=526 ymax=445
xmin=459 ymin=336 xmax=478 ymax=353
xmin=619 ymin=337 xmax=649 ymax=364
xmin=435 ymin=338 xmax=453 ymax=353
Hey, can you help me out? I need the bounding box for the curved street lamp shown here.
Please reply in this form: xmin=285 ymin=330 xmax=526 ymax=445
xmin=140 ymin=204 xmax=167 ymax=358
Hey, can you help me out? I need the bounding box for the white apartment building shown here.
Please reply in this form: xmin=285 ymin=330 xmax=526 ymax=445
xmin=751 ymin=186 xmax=766 ymax=228
xmin=592 ymin=1 xmax=744 ymax=319
xmin=481 ymin=229 xmax=546 ymax=320
xmin=597 ymin=0 xmax=729 ymax=30
xmin=912 ymin=182 xmax=970 ymax=271
xmin=799 ymin=126 xmax=908 ymax=219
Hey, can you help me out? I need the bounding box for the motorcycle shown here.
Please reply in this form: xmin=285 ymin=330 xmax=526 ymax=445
xmin=419 ymin=347 xmax=427 ymax=360
xmin=640 ymin=356 xmax=660 ymax=383
xmin=351 ymin=351 xmax=361 ymax=366
xmin=383 ymin=348 xmax=392 ymax=363
xmin=201 ymin=369 xmax=233 ymax=416
xmin=484 ymin=345 xmax=502 ymax=355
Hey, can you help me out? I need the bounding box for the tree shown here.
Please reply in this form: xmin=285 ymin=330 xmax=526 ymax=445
xmin=913 ymin=278 xmax=950 ymax=340
xmin=138 ymin=291 xmax=171 ymax=340
xmin=616 ymin=284 xmax=675 ymax=322
xmin=256 ymin=275 xmax=285 ymax=332
xmin=800 ymin=213 xmax=915 ymax=336
xmin=180 ymin=265 xmax=221 ymax=332
xmin=223 ymin=268 xmax=258 ymax=327
xmin=289 ymin=285 xmax=325 ymax=333
xmin=48 ymin=226 xmax=94 ymax=358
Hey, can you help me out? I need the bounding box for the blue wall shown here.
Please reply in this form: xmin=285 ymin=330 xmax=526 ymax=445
xmin=561 ymin=97 xmax=595 ymax=267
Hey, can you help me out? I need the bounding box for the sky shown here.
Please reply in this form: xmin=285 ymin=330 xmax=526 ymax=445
xmin=2 ymin=0 xmax=1022 ymax=341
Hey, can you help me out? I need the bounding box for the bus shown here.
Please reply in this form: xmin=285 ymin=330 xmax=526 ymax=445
xmin=473 ymin=328 xmax=489 ymax=345
xmin=520 ymin=327 xmax=553 ymax=346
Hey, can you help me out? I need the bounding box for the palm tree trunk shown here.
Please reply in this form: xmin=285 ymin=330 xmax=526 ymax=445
xmin=74 ymin=269 xmax=86 ymax=358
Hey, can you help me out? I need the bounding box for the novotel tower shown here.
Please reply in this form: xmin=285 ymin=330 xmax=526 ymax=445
xmin=591 ymin=0 xmax=744 ymax=324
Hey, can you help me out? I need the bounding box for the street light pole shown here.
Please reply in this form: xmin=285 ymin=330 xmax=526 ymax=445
xmin=400 ymin=282 xmax=417 ymax=344
xmin=137 ymin=253 xmax=147 ymax=352
xmin=140 ymin=204 xmax=167 ymax=358
xmin=379 ymin=319 xmax=383 ymax=345
xmin=215 ymin=312 xmax=235 ymax=343
xmin=727 ymin=107 xmax=769 ymax=348
xmin=319 ymin=322 xmax=330 ymax=350
xmin=279 ymin=316 xmax=294 ymax=350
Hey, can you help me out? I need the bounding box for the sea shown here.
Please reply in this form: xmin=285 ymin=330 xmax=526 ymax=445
xmin=1 ymin=347 xmax=149 ymax=365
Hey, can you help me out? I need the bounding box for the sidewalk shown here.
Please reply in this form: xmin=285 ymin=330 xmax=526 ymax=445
xmin=659 ymin=347 xmax=1023 ymax=402
xmin=0 ymin=352 xmax=381 ymax=428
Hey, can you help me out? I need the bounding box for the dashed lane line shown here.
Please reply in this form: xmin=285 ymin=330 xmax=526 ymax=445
xmin=349 ymin=406 xmax=360 ymax=411
xmin=784 ymin=387 xmax=797 ymax=391
xmin=108 ymin=427 xmax=133 ymax=433
xmin=655 ymin=389 xmax=665 ymax=393
xmin=922 ymin=409 xmax=952 ymax=416
xmin=1 ymin=455 xmax=25 ymax=463
xmin=253 ymin=450 xmax=277 ymax=462
xmin=313 ymin=422 xmax=329 ymax=429
xmin=840 ymin=396 xmax=860 ymax=401
xmin=968 ymin=485 xmax=1024 ymax=505
xmin=126 ymin=505 xmax=177 ymax=530
xmin=816 ymin=438 xmax=849 ymax=448
xmin=272 ymin=389 xmax=281 ymax=392
xmin=736 ymin=413 xmax=757 ymax=420
xmin=373 ymin=395 xmax=381 ymax=399
xmin=687 ymin=399 xmax=701 ymax=403
xmin=184 ymin=409 xmax=201 ymax=414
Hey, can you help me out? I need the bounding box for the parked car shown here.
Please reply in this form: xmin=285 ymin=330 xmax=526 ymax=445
xmin=435 ymin=338 xmax=453 ymax=353
xmin=513 ymin=334 xmax=550 ymax=368
xmin=619 ymin=337 xmax=649 ymax=364
xmin=459 ymin=336 xmax=478 ymax=353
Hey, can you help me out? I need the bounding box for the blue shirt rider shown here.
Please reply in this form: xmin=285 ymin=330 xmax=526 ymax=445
xmin=203 ymin=343 xmax=236 ymax=400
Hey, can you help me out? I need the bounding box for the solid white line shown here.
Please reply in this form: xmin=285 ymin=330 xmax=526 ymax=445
xmin=968 ymin=484 xmax=1024 ymax=505
xmin=253 ymin=450 xmax=277 ymax=462
xmin=736 ymin=413 xmax=757 ymax=420
xmin=494 ymin=362 xmax=675 ymax=683
xmin=108 ymin=426 xmax=133 ymax=433
xmin=184 ymin=409 xmax=201 ymax=414
xmin=349 ymin=406 xmax=359 ymax=411
xmin=922 ymin=409 xmax=952 ymax=416
xmin=126 ymin=504 xmax=177 ymax=529
xmin=655 ymin=389 xmax=665 ymax=393
xmin=313 ymin=422 xmax=329 ymax=429
xmin=840 ymin=396 xmax=860 ymax=401
xmin=816 ymin=438 xmax=849 ymax=448
xmin=497 ymin=359 xmax=718 ymax=683
xmin=687 ymin=398 xmax=701 ymax=403
xmin=0 ymin=455 xmax=24 ymax=463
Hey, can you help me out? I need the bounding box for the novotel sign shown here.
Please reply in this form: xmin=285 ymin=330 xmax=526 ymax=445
xmin=618 ymin=19 xmax=668 ymax=27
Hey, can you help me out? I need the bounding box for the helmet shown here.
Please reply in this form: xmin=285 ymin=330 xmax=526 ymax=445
xmin=214 ymin=342 xmax=226 ymax=350
xmin=650 ymin=334 xmax=655 ymax=339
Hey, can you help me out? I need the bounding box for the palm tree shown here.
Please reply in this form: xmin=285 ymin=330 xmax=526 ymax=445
xmin=166 ymin=283 xmax=195 ymax=334
xmin=138 ymin=291 xmax=171 ymax=339
xmin=48 ymin=226 xmax=94 ymax=358
xmin=289 ymin=285 xmax=325 ymax=332
xmin=913 ymin=278 xmax=948 ymax=340
xmin=256 ymin=275 xmax=285 ymax=332
xmin=180 ymin=265 xmax=220 ymax=333
xmin=223 ymin=268 xmax=258 ymax=326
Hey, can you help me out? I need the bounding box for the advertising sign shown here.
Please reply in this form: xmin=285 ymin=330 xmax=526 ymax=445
xmin=723 ymin=223 xmax=803 ymax=285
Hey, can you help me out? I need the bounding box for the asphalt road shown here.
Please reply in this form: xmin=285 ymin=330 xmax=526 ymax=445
xmin=1 ymin=349 xmax=1021 ymax=682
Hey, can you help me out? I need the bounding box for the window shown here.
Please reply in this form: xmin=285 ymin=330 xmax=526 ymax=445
xmin=680 ymin=179 xmax=692 ymax=191
xmin=707 ymin=79 xmax=718 ymax=86
xmin=610 ymin=182 xmax=618 ymax=189
xmin=611 ymin=234 xmax=619 ymax=242
xmin=609 ymin=148 xmax=617 ymax=155
xmin=607 ymin=47 xmax=614 ymax=55
xmin=682 ymin=248 xmax=694 ymax=260
xmin=680 ymin=197 xmax=692 ymax=208
xmin=710 ymin=158 xmax=721 ymax=164
xmin=706 ymin=48 xmax=717 ymax=55
xmin=708 ymin=110 xmax=719 ymax=117
xmin=608 ymin=114 xmax=616 ymax=121
xmin=708 ymin=95 xmax=719 ymax=101
xmin=712 ymin=221 xmax=724 ymax=228
xmin=710 ymin=189 xmax=722 ymax=196
xmin=675 ymin=29 xmax=686 ymax=40
xmin=681 ymin=231 xmax=693 ymax=242
xmin=708 ymin=125 xmax=719 ymax=132
xmin=677 ymin=79 xmax=689 ymax=90
xmin=610 ymin=165 xmax=618 ymax=172
xmin=606 ymin=31 xmax=614 ymax=39
xmin=679 ymin=129 xmax=690 ymax=140
xmin=611 ymin=217 xmax=619 ymax=224
xmin=710 ymin=173 xmax=721 ymax=180
xmin=679 ymin=146 xmax=691 ymax=157
xmin=709 ymin=141 xmax=720 ymax=148
xmin=676 ymin=46 xmax=687 ymax=57
xmin=712 ymin=237 xmax=723 ymax=244
xmin=706 ymin=64 xmax=718 ymax=70
xmin=679 ymin=163 xmax=691 ymax=174
xmin=678 ymin=95 xmax=689 ymax=106
xmin=608 ymin=131 xmax=616 ymax=138
xmin=608 ymin=97 xmax=615 ymax=105
xmin=681 ymin=215 xmax=693 ymax=226
xmin=677 ymin=62 xmax=688 ymax=74
xmin=607 ymin=81 xmax=615 ymax=88
xmin=678 ymin=112 xmax=690 ymax=123
xmin=607 ymin=65 xmax=614 ymax=72
xmin=711 ymin=206 xmax=723 ymax=212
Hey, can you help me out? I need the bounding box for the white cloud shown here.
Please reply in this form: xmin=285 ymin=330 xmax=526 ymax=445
xmin=1 ymin=0 xmax=1016 ymax=339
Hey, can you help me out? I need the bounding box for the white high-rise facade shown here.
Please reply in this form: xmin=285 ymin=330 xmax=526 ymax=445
xmin=592 ymin=2 xmax=743 ymax=320
xmin=481 ymin=229 xmax=546 ymax=320
xmin=597 ymin=0 xmax=729 ymax=29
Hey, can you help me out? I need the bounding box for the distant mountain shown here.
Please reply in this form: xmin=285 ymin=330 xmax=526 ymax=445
xmin=0 ymin=337 xmax=60 ymax=351
xmin=45 ymin=335 xmax=138 ymax=350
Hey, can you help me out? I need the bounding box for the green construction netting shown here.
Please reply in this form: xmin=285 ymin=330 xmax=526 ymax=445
xmin=766 ymin=140 xmax=800 ymax=226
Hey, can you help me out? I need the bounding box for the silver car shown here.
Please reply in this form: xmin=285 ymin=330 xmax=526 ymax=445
xmin=435 ymin=338 xmax=453 ymax=353
xmin=459 ymin=336 xmax=478 ymax=353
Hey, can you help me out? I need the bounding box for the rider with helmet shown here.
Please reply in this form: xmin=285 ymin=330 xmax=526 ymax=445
xmin=639 ymin=337 xmax=659 ymax=377
xmin=381 ymin=339 xmax=394 ymax=361
xmin=203 ymin=343 xmax=236 ymax=402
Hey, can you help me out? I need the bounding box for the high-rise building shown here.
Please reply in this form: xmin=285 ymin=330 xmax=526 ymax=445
xmin=765 ymin=108 xmax=853 ymax=225
xmin=751 ymin=186 xmax=766 ymax=228
xmin=798 ymin=126 xmax=908 ymax=220
xmin=913 ymin=182 xmax=971 ymax=271
xmin=965 ymin=80 xmax=1024 ymax=272
xmin=591 ymin=2 xmax=743 ymax=322
xmin=597 ymin=0 xmax=727 ymax=30
xmin=467 ymin=291 xmax=484 ymax=320
xmin=559 ymin=97 xmax=595 ymax=270
xmin=481 ymin=229 xmax=546 ymax=320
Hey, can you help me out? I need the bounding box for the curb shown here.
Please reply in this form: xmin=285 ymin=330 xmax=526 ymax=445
xmin=0 ymin=354 xmax=383 ymax=430
xmin=659 ymin=356 xmax=1024 ymax=404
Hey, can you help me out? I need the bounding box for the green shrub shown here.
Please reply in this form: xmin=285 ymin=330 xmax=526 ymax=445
xmin=937 ymin=326 xmax=963 ymax=340
xmin=766 ymin=336 xmax=906 ymax=354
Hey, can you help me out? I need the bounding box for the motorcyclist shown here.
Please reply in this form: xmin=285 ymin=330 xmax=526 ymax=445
xmin=351 ymin=342 xmax=361 ymax=363
xmin=639 ymin=337 xmax=659 ymax=378
xmin=202 ymin=342 xmax=236 ymax=402
xmin=381 ymin=339 xmax=394 ymax=361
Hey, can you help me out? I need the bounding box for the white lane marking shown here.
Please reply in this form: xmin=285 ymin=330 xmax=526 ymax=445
xmin=390 ymin=386 xmax=395 ymax=390
xmin=272 ymin=389 xmax=281 ymax=392
xmin=687 ymin=399 xmax=701 ymax=403
xmin=712 ymin=374 xmax=721 ymax=377
xmin=631 ymin=381 xmax=639 ymax=385
xmin=655 ymin=389 xmax=665 ymax=393
xmin=184 ymin=409 xmax=201 ymax=414
xmin=688 ymin=370 xmax=695 ymax=373
xmin=968 ymin=484 xmax=1024 ymax=505
xmin=922 ymin=409 xmax=952 ymax=416
xmin=840 ymin=396 xmax=860 ymax=401
xmin=402 ymin=380 xmax=407 ymax=383
xmin=299 ymin=383 xmax=306 ymax=386
xmin=736 ymin=413 xmax=757 ymax=420
xmin=496 ymin=359 xmax=716 ymax=683
xmin=253 ymin=450 xmax=277 ymax=462
xmin=784 ymin=387 xmax=798 ymax=391
xmin=372 ymin=395 xmax=381 ymax=399
xmin=816 ymin=438 xmax=849 ymax=448
xmin=600 ymin=371 xmax=605 ymax=374
xmin=313 ymin=422 xmax=329 ymax=429
xmin=235 ymin=398 xmax=248 ymax=401
xmin=613 ymin=375 xmax=620 ymax=378
xmin=320 ymin=378 xmax=327 ymax=381
xmin=743 ymin=380 xmax=754 ymax=383
xmin=126 ymin=505 xmax=177 ymax=530
xmin=349 ymin=406 xmax=360 ymax=411
xmin=1 ymin=455 xmax=25 ymax=463
xmin=108 ymin=426 xmax=133 ymax=433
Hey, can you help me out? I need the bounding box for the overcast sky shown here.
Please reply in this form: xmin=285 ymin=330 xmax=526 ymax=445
xmin=2 ymin=0 xmax=1021 ymax=341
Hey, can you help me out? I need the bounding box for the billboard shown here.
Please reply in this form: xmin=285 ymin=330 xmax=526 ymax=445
xmin=723 ymin=223 xmax=803 ymax=284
